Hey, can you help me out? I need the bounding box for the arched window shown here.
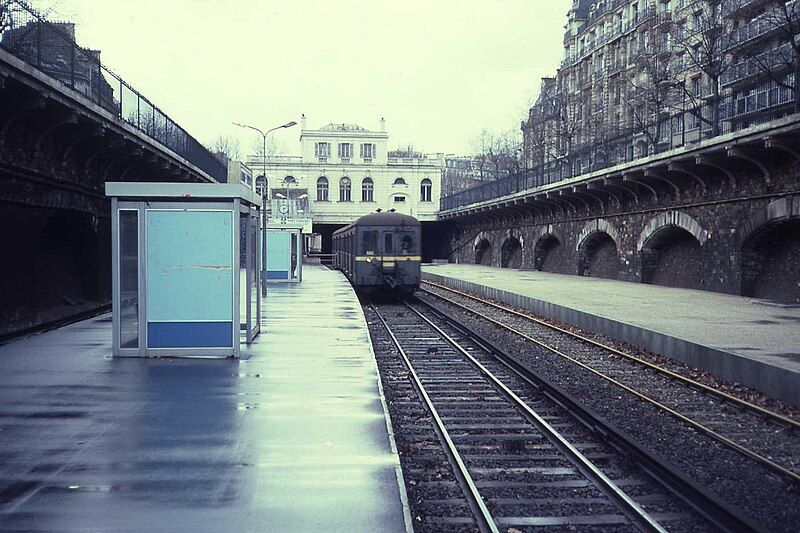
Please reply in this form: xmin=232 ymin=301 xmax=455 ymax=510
xmin=393 ymin=177 xmax=407 ymax=186
xmin=361 ymin=177 xmax=374 ymax=202
xmin=420 ymin=178 xmax=432 ymax=202
xmin=284 ymin=175 xmax=297 ymax=185
xmin=316 ymin=177 xmax=329 ymax=201
xmin=339 ymin=177 xmax=352 ymax=202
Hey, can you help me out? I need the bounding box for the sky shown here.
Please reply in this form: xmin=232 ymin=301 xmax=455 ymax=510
xmin=31 ymin=0 xmax=571 ymax=156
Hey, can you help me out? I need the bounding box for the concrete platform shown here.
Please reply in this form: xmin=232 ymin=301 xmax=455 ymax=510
xmin=422 ymin=264 xmax=800 ymax=406
xmin=0 ymin=265 xmax=411 ymax=532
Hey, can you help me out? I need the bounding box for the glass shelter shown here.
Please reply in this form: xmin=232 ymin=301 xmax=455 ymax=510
xmin=265 ymin=224 xmax=303 ymax=283
xmin=106 ymin=183 xmax=262 ymax=358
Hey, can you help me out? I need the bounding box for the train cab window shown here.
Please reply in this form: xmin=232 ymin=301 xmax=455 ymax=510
xmin=384 ymin=232 xmax=394 ymax=254
xmin=400 ymin=234 xmax=414 ymax=255
xmin=361 ymin=230 xmax=378 ymax=254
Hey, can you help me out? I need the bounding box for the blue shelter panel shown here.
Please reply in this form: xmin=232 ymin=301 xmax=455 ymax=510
xmin=147 ymin=322 xmax=233 ymax=348
xmin=146 ymin=210 xmax=233 ymax=323
xmin=266 ymin=231 xmax=290 ymax=280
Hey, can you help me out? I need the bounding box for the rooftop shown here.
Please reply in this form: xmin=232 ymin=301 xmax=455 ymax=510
xmin=320 ymin=123 xmax=368 ymax=132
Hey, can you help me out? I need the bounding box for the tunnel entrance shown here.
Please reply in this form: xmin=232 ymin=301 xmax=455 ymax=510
xmin=312 ymin=223 xmax=346 ymax=254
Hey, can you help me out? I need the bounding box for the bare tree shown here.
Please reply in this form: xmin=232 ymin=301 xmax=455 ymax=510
xmin=471 ymin=128 xmax=523 ymax=180
xmin=498 ymin=129 xmax=523 ymax=176
xmin=0 ymin=1 xmax=13 ymax=36
xmin=744 ymin=0 xmax=800 ymax=113
xmin=249 ymin=136 xmax=278 ymax=160
xmin=550 ymin=85 xmax=585 ymax=176
xmin=210 ymin=135 xmax=240 ymax=161
xmin=671 ymin=1 xmax=735 ymax=137
xmin=625 ymin=41 xmax=677 ymax=155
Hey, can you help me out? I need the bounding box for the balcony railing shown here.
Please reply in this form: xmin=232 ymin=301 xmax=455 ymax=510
xmin=440 ymin=93 xmax=796 ymax=212
xmin=721 ymin=43 xmax=793 ymax=86
xmin=0 ymin=0 xmax=226 ymax=182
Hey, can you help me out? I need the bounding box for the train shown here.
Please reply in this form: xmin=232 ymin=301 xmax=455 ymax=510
xmin=332 ymin=210 xmax=422 ymax=294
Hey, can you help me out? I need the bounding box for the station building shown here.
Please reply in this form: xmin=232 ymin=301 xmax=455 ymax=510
xmin=248 ymin=116 xmax=443 ymax=252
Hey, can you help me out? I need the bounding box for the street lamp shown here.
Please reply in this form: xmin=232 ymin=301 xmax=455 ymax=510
xmin=232 ymin=120 xmax=298 ymax=296
xmin=254 ymin=175 xmax=267 ymax=297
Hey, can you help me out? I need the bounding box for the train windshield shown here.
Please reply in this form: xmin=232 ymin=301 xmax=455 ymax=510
xmin=361 ymin=230 xmax=378 ymax=255
xmin=384 ymin=232 xmax=394 ymax=254
xmin=400 ymin=233 xmax=415 ymax=255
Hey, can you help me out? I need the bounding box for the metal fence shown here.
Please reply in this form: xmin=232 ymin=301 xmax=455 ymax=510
xmin=441 ymin=89 xmax=798 ymax=212
xmin=0 ymin=0 xmax=226 ymax=182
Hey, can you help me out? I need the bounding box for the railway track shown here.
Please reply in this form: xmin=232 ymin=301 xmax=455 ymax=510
xmin=369 ymin=298 xmax=755 ymax=532
xmin=419 ymin=280 xmax=800 ymax=485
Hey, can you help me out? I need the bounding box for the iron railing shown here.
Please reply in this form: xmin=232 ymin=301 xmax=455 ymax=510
xmin=441 ymin=91 xmax=797 ymax=212
xmin=0 ymin=0 xmax=226 ymax=182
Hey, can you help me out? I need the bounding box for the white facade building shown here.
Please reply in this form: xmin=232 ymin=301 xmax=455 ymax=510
xmin=248 ymin=117 xmax=443 ymax=251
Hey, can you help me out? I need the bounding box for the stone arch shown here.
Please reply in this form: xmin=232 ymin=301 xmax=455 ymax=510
xmin=533 ymin=235 xmax=561 ymax=272
xmin=740 ymin=196 xmax=800 ymax=303
xmin=474 ymin=238 xmax=493 ymax=266
xmin=637 ymin=211 xmax=708 ymax=252
xmin=639 ymin=214 xmax=705 ymax=289
xmin=577 ymin=219 xmax=622 ymax=252
xmin=531 ymin=225 xmax=565 ymax=273
xmin=578 ymin=233 xmax=620 ymax=280
xmin=500 ymin=234 xmax=523 ymax=269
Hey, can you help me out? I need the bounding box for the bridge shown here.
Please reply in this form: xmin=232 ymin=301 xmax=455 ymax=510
xmin=0 ymin=1 xmax=227 ymax=336
xmin=436 ymin=111 xmax=800 ymax=303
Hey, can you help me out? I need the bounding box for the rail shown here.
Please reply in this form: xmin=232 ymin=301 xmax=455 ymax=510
xmin=420 ymin=280 xmax=800 ymax=485
xmin=0 ymin=0 xmax=226 ymax=182
xmin=373 ymin=297 xmax=755 ymax=531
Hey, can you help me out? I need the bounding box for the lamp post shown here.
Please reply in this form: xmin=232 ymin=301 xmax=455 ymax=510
xmin=254 ymin=175 xmax=267 ymax=297
xmin=233 ymin=120 xmax=298 ymax=296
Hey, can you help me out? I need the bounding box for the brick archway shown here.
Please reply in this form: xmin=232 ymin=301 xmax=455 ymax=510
xmin=740 ymin=196 xmax=800 ymax=302
xmin=637 ymin=211 xmax=708 ymax=252
xmin=576 ymin=218 xmax=622 ymax=251
xmin=474 ymin=237 xmax=493 ymax=265
xmin=500 ymin=234 xmax=523 ymax=268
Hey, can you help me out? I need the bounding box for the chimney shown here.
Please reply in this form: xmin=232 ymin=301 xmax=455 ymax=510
xmin=380 ymin=117 xmax=385 ymax=132
xmin=301 ymin=113 xmax=307 ymax=130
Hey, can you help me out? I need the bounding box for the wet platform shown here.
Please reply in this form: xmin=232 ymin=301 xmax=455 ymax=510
xmin=422 ymin=264 xmax=800 ymax=406
xmin=0 ymin=265 xmax=411 ymax=532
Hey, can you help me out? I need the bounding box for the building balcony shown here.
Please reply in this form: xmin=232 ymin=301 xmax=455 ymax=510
xmin=720 ymin=43 xmax=793 ymax=88
xmin=655 ymin=11 xmax=673 ymax=27
xmin=722 ymin=84 xmax=794 ymax=122
xmin=725 ymin=0 xmax=773 ymax=20
xmin=607 ymin=58 xmax=627 ymax=75
xmin=727 ymin=16 xmax=787 ymax=52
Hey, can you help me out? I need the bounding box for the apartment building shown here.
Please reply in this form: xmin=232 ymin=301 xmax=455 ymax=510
xmin=522 ymin=0 xmax=799 ymax=178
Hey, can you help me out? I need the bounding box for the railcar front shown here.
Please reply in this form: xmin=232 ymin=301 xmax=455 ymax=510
xmin=349 ymin=211 xmax=421 ymax=294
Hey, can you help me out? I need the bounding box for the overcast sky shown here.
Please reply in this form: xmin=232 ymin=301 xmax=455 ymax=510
xmin=33 ymin=0 xmax=570 ymax=156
